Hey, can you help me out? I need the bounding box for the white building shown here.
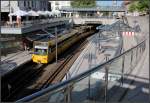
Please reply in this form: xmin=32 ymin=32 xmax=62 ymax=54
xmin=1 ymin=0 xmax=49 ymax=13
xmin=1 ymin=0 xmax=50 ymax=21
xmin=49 ymin=1 xmax=71 ymax=11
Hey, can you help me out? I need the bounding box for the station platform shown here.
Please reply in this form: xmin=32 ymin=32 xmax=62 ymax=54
xmin=53 ymin=31 xmax=123 ymax=102
xmin=63 ymin=31 xmax=122 ymax=80
xmin=0 ymin=51 xmax=32 ymax=76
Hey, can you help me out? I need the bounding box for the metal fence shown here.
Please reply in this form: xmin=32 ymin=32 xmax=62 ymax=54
xmin=16 ymin=33 xmax=147 ymax=102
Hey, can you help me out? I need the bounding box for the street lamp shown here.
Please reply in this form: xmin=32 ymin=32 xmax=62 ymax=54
xmin=55 ymin=27 xmax=58 ymax=63
xmin=0 ymin=1 xmax=1 ymax=65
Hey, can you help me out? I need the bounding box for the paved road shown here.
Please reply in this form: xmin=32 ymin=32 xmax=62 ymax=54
xmin=121 ymin=15 xmax=149 ymax=102
xmin=122 ymin=37 xmax=149 ymax=102
xmin=108 ymin=15 xmax=149 ymax=102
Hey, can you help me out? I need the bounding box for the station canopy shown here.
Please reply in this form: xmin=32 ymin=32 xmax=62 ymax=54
xmin=28 ymin=10 xmax=39 ymax=16
xmin=8 ymin=9 xmax=28 ymax=16
xmin=37 ymin=11 xmax=45 ymax=16
xmin=45 ymin=10 xmax=53 ymax=16
xmin=60 ymin=6 xmax=125 ymax=12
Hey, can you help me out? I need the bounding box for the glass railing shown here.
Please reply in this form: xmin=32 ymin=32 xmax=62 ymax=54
xmin=16 ymin=34 xmax=147 ymax=103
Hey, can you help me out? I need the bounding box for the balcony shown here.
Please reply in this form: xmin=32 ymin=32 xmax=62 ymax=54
xmin=1 ymin=18 xmax=70 ymax=34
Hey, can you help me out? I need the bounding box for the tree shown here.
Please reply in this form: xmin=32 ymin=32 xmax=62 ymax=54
xmin=128 ymin=1 xmax=138 ymax=12
xmin=128 ymin=0 xmax=149 ymax=13
xmin=71 ymin=0 xmax=96 ymax=8
xmin=136 ymin=0 xmax=149 ymax=12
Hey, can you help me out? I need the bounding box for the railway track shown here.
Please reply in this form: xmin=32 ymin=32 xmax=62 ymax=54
xmin=2 ymin=29 xmax=97 ymax=102
xmin=40 ymin=39 xmax=88 ymax=89
xmin=2 ymin=63 xmax=46 ymax=101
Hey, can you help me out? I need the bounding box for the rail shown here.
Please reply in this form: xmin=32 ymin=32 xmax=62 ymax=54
xmin=16 ymin=36 xmax=147 ymax=102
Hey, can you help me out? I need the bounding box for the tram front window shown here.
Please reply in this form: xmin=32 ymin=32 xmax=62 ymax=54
xmin=34 ymin=48 xmax=47 ymax=55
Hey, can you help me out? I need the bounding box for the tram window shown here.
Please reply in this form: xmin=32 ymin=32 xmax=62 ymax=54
xmin=49 ymin=48 xmax=51 ymax=53
xmin=34 ymin=48 xmax=47 ymax=55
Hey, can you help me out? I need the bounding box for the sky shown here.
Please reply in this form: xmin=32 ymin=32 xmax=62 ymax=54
xmin=96 ymin=0 xmax=123 ymax=6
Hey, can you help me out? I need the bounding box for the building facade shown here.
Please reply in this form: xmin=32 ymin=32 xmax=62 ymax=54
xmin=49 ymin=1 xmax=71 ymax=11
xmin=1 ymin=0 xmax=50 ymax=21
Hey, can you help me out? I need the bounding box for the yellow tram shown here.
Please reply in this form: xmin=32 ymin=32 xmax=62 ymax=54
xmin=32 ymin=26 xmax=95 ymax=64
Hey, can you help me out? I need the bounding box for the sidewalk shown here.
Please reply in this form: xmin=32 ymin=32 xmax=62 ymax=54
xmin=57 ymin=31 xmax=122 ymax=102
xmin=108 ymin=16 xmax=149 ymax=102
xmin=0 ymin=50 xmax=32 ymax=76
xmin=122 ymin=38 xmax=149 ymax=102
xmin=65 ymin=31 xmax=121 ymax=79
xmin=121 ymin=16 xmax=149 ymax=102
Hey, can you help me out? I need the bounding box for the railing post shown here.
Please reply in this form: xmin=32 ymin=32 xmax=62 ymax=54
xmin=136 ymin=47 xmax=138 ymax=64
xmin=88 ymin=52 xmax=92 ymax=99
xmin=105 ymin=65 xmax=108 ymax=103
xmin=104 ymin=54 xmax=110 ymax=103
xmin=67 ymin=73 xmax=72 ymax=103
xmin=130 ymin=50 xmax=133 ymax=69
xmin=121 ymin=55 xmax=125 ymax=85
xmin=64 ymin=73 xmax=72 ymax=103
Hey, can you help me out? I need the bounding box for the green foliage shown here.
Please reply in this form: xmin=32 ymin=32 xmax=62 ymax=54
xmin=71 ymin=0 xmax=96 ymax=8
xmin=128 ymin=2 xmax=137 ymax=12
xmin=137 ymin=0 xmax=149 ymax=12
xmin=128 ymin=0 xmax=150 ymax=12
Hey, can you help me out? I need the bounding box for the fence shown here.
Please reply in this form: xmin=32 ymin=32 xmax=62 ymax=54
xmin=16 ymin=33 xmax=147 ymax=102
xmin=1 ymin=18 xmax=69 ymax=28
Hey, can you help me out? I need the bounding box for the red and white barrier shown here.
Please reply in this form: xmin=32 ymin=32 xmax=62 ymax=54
xmin=122 ymin=32 xmax=135 ymax=36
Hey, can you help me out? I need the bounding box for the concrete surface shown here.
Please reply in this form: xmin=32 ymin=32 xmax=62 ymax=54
xmin=0 ymin=51 xmax=32 ymax=76
xmin=109 ymin=15 xmax=149 ymax=102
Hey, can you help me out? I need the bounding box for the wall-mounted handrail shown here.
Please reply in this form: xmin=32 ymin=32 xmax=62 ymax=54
xmin=16 ymin=35 xmax=147 ymax=102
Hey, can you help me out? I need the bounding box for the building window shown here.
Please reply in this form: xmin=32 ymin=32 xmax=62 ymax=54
xmin=28 ymin=1 xmax=30 ymax=7
xmin=55 ymin=7 xmax=59 ymax=10
xmin=55 ymin=1 xmax=59 ymax=5
xmin=32 ymin=1 xmax=33 ymax=7
xmin=24 ymin=1 xmax=26 ymax=7
xmin=35 ymin=1 xmax=36 ymax=9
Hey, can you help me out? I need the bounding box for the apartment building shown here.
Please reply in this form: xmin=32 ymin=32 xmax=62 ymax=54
xmin=49 ymin=1 xmax=71 ymax=11
xmin=1 ymin=0 xmax=50 ymax=21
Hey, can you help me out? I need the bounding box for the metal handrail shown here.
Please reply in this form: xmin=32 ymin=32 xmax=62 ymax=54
xmin=16 ymin=36 xmax=147 ymax=102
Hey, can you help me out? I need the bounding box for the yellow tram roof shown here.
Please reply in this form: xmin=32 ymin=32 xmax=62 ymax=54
xmin=34 ymin=26 xmax=92 ymax=46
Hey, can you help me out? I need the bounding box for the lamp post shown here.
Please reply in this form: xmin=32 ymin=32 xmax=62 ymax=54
xmin=0 ymin=1 xmax=1 ymax=65
xmin=55 ymin=27 xmax=58 ymax=63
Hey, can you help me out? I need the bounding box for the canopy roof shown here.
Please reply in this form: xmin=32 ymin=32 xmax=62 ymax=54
xmin=37 ymin=10 xmax=47 ymax=15
xmin=45 ymin=10 xmax=53 ymax=16
xmin=60 ymin=6 xmax=125 ymax=12
xmin=28 ymin=10 xmax=39 ymax=16
xmin=8 ymin=10 xmax=55 ymax=17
